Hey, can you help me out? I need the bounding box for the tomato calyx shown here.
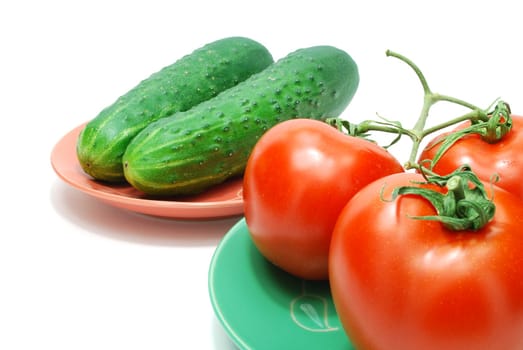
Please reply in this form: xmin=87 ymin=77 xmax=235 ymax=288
xmin=424 ymin=101 xmax=512 ymax=170
xmin=385 ymin=166 xmax=496 ymax=231
xmin=481 ymin=101 xmax=512 ymax=143
xmin=326 ymin=115 xmax=407 ymax=149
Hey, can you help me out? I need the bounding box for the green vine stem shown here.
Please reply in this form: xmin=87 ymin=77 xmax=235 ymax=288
xmin=333 ymin=50 xmax=512 ymax=173
xmin=330 ymin=50 xmax=512 ymax=232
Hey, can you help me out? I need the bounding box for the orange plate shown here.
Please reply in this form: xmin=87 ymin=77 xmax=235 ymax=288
xmin=51 ymin=123 xmax=244 ymax=219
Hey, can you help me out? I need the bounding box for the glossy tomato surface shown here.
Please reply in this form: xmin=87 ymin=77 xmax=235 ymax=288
xmin=329 ymin=172 xmax=523 ymax=350
xmin=243 ymin=118 xmax=404 ymax=280
xmin=419 ymin=114 xmax=523 ymax=199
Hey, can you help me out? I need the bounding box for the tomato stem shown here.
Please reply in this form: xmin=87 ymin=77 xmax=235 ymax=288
xmin=421 ymin=109 xmax=488 ymax=137
xmin=385 ymin=50 xmax=491 ymax=169
xmin=369 ymin=51 xmax=504 ymax=231
xmin=446 ymin=175 xmax=465 ymax=201
xmin=387 ymin=166 xmax=496 ymax=231
xmin=431 ymin=93 xmax=483 ymax=111
xmin=386 ymin=50 xmax=430 ymax=97
xmin=346 ymin=50 xmax=511 ymax=173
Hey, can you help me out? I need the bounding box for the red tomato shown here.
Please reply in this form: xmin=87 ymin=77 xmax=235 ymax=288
xmin=243 ymin=118 xmax=404 ymax=280
xmin=329 ymin=172 xmax=523 ymax=350
xmin=419 ymin=114 xmax=523 ymax=199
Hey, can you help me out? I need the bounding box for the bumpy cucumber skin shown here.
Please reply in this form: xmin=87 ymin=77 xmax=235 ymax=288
xmin=76 ymin=36 xmax=274 ymax=182
xmin=123 ymin=45 xmax=360 ymax=196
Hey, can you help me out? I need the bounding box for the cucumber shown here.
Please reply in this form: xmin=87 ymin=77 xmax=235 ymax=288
xmin=123 ymin=45 xmax=359 ymax=196
xmin=76 ymin=36 xmax=274 ymax=182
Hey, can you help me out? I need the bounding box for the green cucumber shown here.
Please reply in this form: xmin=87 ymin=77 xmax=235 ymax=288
xmin=76 ymin=36 xmax=274 ymax=182
xmin=123 ymin=45 xmax=359 ymax=196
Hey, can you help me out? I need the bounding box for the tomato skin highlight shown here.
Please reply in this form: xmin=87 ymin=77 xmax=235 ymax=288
xmin=243 ymin=118 xmax=404 ymax=280
xmin=419 ymin=114 xmax=523 ymax=199
xmin=329 ymin=172 xmax=523 ymax=350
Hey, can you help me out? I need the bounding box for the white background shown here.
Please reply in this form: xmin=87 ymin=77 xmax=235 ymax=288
xmin=1 ymin=1 xmax=522 ymax=349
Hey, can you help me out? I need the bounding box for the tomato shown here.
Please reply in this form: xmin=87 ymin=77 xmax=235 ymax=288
xmin=419 ymin=114 xmax=523 ymax=199
xmin=329 ymin=172 xmax=523 ymax=350
xmin=243 ymin=118 xmax=404 ymax=280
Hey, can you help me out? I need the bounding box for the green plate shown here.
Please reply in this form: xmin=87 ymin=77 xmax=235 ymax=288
xmin=208 ymin=218 xmax=354 ymax=350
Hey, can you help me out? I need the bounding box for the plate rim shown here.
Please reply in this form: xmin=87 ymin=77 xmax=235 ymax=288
xmin=208 ymin=218 xmax=251 ymax=349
